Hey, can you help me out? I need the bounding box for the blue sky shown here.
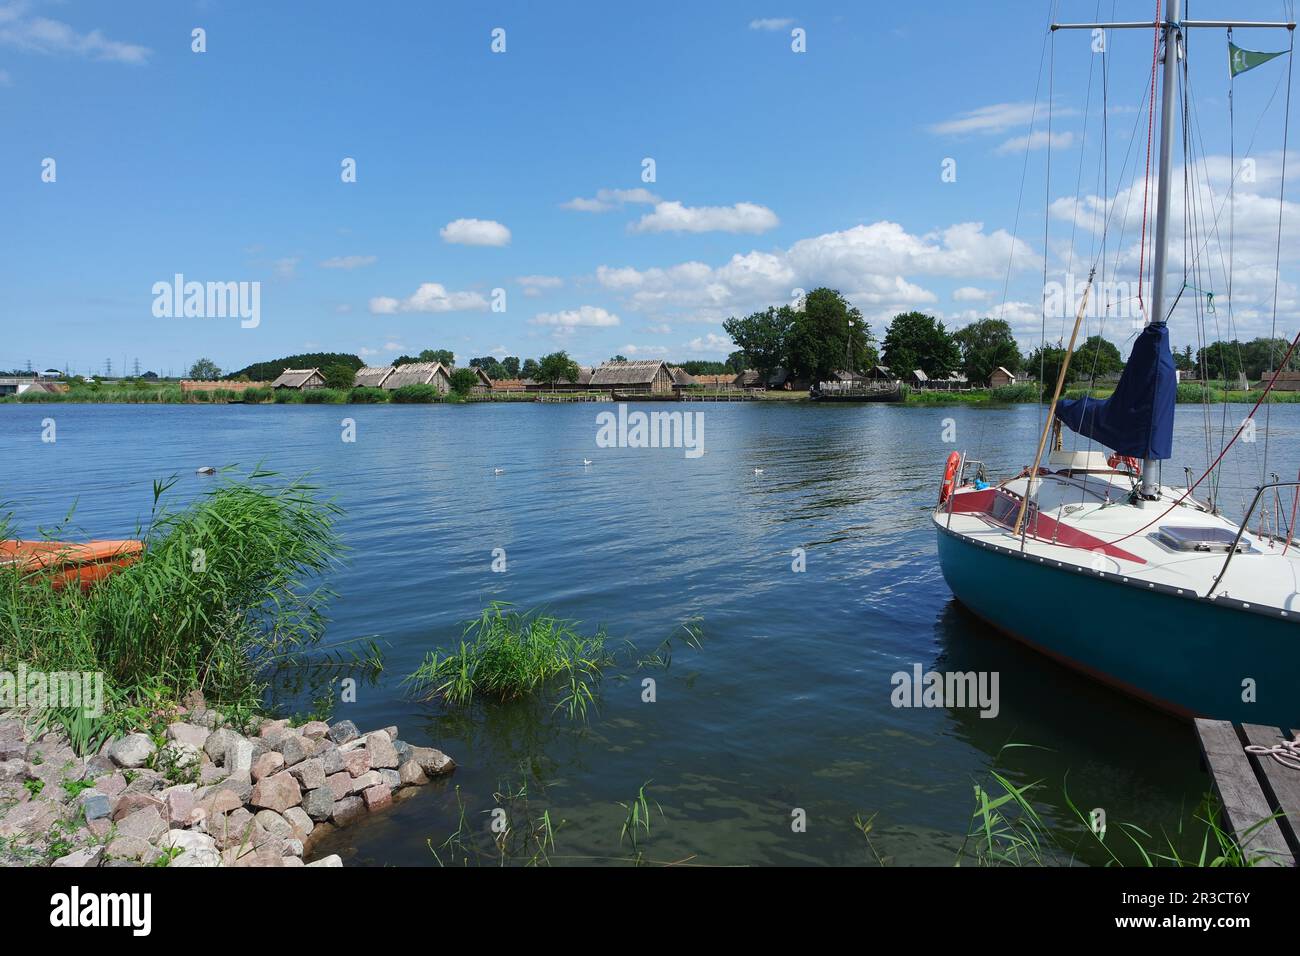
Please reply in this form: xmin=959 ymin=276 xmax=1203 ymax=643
xmin=4 ymin=0 xmax=1299 ymax=376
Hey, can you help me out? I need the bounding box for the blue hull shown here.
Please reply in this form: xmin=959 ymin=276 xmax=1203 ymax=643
xmin=936 ymin=525 xmax=1300 ymax=727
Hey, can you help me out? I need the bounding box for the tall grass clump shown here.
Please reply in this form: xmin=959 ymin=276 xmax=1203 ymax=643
xmin=390 ymin=383 xmax=443 ymax=403
xmin=348 ymin=386 xmax=389 ymax=403
xmin=990 ymin=383 xmax=1041 ymax=403
xmin=0 ymin=471 xmax=350 ymax=729
xmin=406 ymin=603 xmax=607 ymax=717
xmin=1176 ymin=382 xmax=1212 ymax=403
xmin=303 ymin=387 xmax=346 ymax=404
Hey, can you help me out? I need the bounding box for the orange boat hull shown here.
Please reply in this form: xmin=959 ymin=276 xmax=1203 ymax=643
xmin=0 ymin=540 xmax=144 ymax=592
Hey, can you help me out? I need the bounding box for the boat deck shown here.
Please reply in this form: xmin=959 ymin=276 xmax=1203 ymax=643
xmin=938 ymin=469 xmax=1300 ymax=616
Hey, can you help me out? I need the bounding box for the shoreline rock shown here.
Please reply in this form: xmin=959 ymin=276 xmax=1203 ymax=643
xmin=0 ymin=700 xmax=455 ymax=868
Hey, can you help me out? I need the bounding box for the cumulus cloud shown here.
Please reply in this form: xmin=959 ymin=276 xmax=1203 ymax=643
xmin=749 ymin=18 xmax=794 ymax=31
xmin=531 ymin=305 xmax=620 ymax=328
xmin=320 ymin=255 xmax=377 ymax=270
xmin=516 ymin=274 xmax=563 ymax=297
xmin=369 ymin=283 xmax=490 ymax=314
xmin=686 ymin=333 xmax=734 ymax=353
xmin=561 ymin=188 xmax=660 ymax=212
xmin=631 ymin=200 xmax=779 ymax=235
xmin=0 ymin=3 xmax=150 ymax=64
xmin=620 ymin=343 xmax=669 ymax=357
xmin=595 ymin=219 xmax=1031 ymax=331
xmin=953 ymin=286 xmax=992 ymax=302
xmin=440 ymin=218 xmax=511 ymax=247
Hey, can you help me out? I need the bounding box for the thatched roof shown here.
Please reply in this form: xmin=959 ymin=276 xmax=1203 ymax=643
xmin=271 ymin=368 xmax=323 ymax=388
xmin=590 ymin=360 xmax=668 ymax=386
xmin=693 ymin=373 xmax=738 ymax=387
xmin=384 ymin=362 xmax=448 ymax=389
xmin=354 ymin=366 xmax=395 ymax=388
xmin=739 ymin=369 xmax=763 ymax=387
xmin=910 ymin=369 xmax=928 ymax=383
xmin=670 ymin=366 xmax=696 ymax=386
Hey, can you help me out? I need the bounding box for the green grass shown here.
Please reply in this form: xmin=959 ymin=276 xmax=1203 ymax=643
xmin=348 ymin=386 xmax=390 ymax=403
xmin=0 ymin=469 xmax=371 ymax=749
xmin=405 ymin=603 xmax=607 ymax=717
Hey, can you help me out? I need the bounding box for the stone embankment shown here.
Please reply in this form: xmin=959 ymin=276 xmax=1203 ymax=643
xmin=0 ymin=697 xmax=454 ymax=867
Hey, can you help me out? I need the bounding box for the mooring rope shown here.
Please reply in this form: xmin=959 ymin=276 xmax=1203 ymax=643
xmin=1245 ymin=734 xmax=1300 ymax=771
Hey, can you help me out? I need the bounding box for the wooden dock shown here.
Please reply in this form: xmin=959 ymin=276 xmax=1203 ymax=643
xmin=1193 ymin=718 xmax=1300 ymax=866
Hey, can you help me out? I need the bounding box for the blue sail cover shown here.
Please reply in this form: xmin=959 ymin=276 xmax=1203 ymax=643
xmin=1054 ymin=322 xmax=1176 ymax=459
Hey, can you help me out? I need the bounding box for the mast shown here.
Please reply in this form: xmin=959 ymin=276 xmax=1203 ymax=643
xmin=1141 ymin=0 xmax=1183 ymax=499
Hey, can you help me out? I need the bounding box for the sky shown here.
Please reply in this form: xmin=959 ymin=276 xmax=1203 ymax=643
xmin=4 ymin=0 xmax=1300 ymax=377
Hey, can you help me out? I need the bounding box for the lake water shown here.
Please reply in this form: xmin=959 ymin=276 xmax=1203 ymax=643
xmin=3 ymin=400 xmax=1296 ymax=866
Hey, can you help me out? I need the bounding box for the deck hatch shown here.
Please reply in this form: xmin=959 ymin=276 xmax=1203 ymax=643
xmin=1155 ymin=525 xmax=1249 ymax=553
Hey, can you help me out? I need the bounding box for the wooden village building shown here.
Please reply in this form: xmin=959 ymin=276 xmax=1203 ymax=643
xmin=270 ymin=368 xmax=326 ymax=390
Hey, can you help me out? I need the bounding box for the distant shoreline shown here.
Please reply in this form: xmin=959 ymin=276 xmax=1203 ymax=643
xmin=6 ymin=385 xmax=1300 ymax=407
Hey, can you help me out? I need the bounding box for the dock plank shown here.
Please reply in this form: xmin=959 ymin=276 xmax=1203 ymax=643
xmin=1239 ymin=723 xmax=1300 ymax=859
xmin=1193 ymin=718 xmax=1293 ymax=867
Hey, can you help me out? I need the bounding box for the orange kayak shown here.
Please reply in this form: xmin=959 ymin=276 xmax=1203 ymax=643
xmin=0 ymin=539 xmax=144 ymax=592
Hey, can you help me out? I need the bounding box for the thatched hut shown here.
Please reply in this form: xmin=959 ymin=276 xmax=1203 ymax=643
xmin=270 ymin=368 xmax=326 ymax=390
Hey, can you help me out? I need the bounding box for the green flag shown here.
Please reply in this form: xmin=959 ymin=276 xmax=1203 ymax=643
xmin=1229 ymin=41 xmax=1285 ymax=77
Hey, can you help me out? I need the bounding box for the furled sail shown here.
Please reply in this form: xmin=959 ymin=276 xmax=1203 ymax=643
xmin=1054 ymin=322 xmax=1176 ymax=459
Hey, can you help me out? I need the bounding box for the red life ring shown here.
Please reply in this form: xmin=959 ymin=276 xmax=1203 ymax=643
xmin=939 ymin=451 xmax=961 ymax=505
xmin=1107 ymin=453 xmax=1142 ymax=475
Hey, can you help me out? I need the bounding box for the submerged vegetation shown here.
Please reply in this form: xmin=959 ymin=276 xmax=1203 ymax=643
xmin=0 ymin=470 xmax=378 ymax=750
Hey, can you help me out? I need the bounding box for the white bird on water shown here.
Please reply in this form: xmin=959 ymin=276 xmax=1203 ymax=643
xmin=753 ymin=467 xmax=764 ymax=475
xmin=493 ymin=468 xmax=505 ymax=475
xmin=582 ymin=459 xmax=593 ymax=466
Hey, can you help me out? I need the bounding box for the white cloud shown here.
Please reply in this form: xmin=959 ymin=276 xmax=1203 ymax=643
xmin=995 ymin=130 xmax=1075 ymax=155
xmin=953 ymin=286 xmax=992 ymax=302
xmin=0 ymin=4 xmax=150 ymax=64
xmin=561 ymin=188 xmax=660 ymax=213
xmin=320 ymin=255 xmax=377 ymax=270
xmin=621 ymin=343 xmax=669 ymax=357
xmin=595 ymin=219 xmax=1031 ymax=329
xmin=440 ymin=218 xmax=511 ymax=247
xmin=686 ymin=333 xmax=734 ymax=354
xmin=516 ymin=274 xmax=563 ymax=297
xmin=272 ymin=257 xmax=300 ymax=279
xmin=531 ymin=305 xmax=620 ymax=328
xmin=749 ymin=18 xmax=794 ymax=31
xmin=369 ymin=283 xmax=490 ymax=314
xmin=335 ymin=304 xmax=353 ymax=314
xmin=930 ymin=102 xmax=1067 ymax=136
xmin=631 ymin=200 xmax=779 ymax=234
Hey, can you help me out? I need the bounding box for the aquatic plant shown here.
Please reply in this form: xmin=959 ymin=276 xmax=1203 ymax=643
xmin=0 ymin=470 xmax=374 ymax=749
xmin=389 ymin=383 xmax=444 ymax=403
xmin=348 ymin=386 xmax=390 ymax=403
xmin=405 ymin=603 xmax=607 ymax=717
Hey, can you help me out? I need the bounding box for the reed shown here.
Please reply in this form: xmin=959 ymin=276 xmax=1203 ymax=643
xmin=0 ymin=470 xmax=359 ymax=746
xmin=405 ymin=603 xmax=607 ymax=717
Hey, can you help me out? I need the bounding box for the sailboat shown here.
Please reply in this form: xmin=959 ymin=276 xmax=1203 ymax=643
xmin=935 ymin=3 xmax=1300 ymax=727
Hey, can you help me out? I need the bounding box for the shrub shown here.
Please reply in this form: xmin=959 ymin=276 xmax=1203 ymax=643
xmin=348 ymin=386 xmax=389 ymax=404
xmin=390 ymin=383 xmax=442 ymax=403
xmin=303 ymin=388 xmax=346 ymax=404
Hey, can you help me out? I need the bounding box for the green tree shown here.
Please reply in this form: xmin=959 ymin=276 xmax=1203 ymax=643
xmin=1072 ymin=335 xmax=1124 ymax=379
xmin=521 ymin=358 xmax=541 ymax=380
xmin=722 ymin=305 xmax=794 ymax=381
xmin=534 ymin=351 xmax=580 ymax=389
xmin=1196 ymin=341 xmax=1243 ymax=382
xmin=953 ymin=318 xmax=1021 ymax=385
xmin=501 ymin=356 xmax=521 ymax=377
xmin=725 ymin=350 xmax=748 ymax=374
xmin=395 ymin=348 xmax=455 ymax=367
xmin=1025 ymin=345 xmax=1077 ymax=389
xmin=322 ymin=364 xmax=356 ymax=390
xmin=449 ymin=368 xmax=481 ymax=394
xmin=469 ymin=356 xmax=505 ymax=379
xmin=786 ymin=288 xmax=877 ymax=383
xmin=881 ymin=312 xmax=961 ymax=378
xmin=609 ymin=354 xmax=628 ymax=363
xmin=188 ymin=358 xmax=221 ymax=380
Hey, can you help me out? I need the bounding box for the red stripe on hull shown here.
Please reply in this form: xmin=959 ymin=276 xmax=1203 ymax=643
xmin=947 ymin=489 xmax=1145 ymax=564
